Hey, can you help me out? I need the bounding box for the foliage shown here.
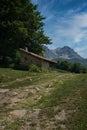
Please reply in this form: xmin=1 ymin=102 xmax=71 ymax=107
xmin=0 ymin=74 xmax=6 ymax=83
xmin=41 ymin=68 xmax=51 ymax=73
xmin=71 ymin=62 xmax=86 ymax=73
xmin=29 ymin=64 xmax=51 ymax=73
xmin=57 ymin=60 xmax=71 ymax=71
xmin=13 ymin=51 xmax=21 ymax=69
xmin=0 ymin=0 xmax=51 ymax=67
xmin=56 ymin=60 xmax=87 ymax=73
xmin=29 ymin=64 xmax=41 ymax=72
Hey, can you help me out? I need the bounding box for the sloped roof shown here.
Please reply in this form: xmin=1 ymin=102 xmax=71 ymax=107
xmin=20 ymin=48 xmax=57 ymax=64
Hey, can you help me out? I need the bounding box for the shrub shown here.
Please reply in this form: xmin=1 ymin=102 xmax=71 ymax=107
xmin=29 ymin=64 xmax=41 ymax=72
xmin=0 ymin=74 xmax=6 ymax=83
xmin=41 ymin=68 xmax=51 ymax=72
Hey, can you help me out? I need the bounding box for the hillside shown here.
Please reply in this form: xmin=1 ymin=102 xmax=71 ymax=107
xmin=44 ymin=46 xmax=87 ymax=67
xmin=0 ymin=68 xmax=87 ymax=130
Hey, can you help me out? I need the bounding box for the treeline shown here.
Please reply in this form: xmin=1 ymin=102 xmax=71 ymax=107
xmin=56 ymin=60 xmax=87 ymax=73
xmin=0 ymin=0 xmax=51 ymax=67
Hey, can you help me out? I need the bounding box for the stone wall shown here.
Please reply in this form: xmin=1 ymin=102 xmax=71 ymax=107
xmin=20 ymin=50 xmax=50 ymax=69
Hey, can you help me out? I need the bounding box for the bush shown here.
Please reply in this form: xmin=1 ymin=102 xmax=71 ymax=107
xmin=0 ymin=74 xmax=6 ymax=83
xmin=41 ymin=68 xmax=51 ymax=72
xmin=29 ymin=64 xmax=41 ymax=72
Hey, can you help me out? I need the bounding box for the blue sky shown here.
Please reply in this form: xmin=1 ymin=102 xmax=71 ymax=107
xmin=31 ymin=0 xmax=87 ymax=58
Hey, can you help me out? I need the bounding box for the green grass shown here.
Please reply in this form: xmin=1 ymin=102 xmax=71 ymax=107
xmin=4 ymin=119 xmax=25 ymax=130
xmin=0 ymin=68 xmax=87 ymax=130
xmin=0 ymin=68 xmax=29 ymax=83
xmin=38 ymin=74 xmax=87 ymax=130
xmin=0 ymin=68 xmax=68 ymax=89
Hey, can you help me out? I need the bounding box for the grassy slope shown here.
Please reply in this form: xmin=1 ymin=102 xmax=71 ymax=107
xmin=39 ymin=74 xmax=87 ymax=130
xmin=0 ymin=68 xmax=87 ymax=130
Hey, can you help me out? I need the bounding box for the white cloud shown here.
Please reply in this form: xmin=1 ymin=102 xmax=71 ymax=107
xmin=75 ymin=45 xmax=87 ymax=58
xmin=38 ymin=0 xmax=56 ymax=21
xmin=75 ymin=45 xmax=87 ymax=53
xmin=36 ymin=0 xmax=87 ymax=58
xmin=53 ymin=12 xmax=87 ymax=44
xmin=45 ymin=15 xmax=54 ymax=22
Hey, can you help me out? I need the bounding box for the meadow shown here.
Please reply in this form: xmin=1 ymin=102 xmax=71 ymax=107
xmin=0 ymin=68 xmax=87 ymax=130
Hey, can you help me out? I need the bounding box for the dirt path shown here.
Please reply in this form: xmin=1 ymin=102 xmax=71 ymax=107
xmin=0 ymin=73 xmax=74 ymax=130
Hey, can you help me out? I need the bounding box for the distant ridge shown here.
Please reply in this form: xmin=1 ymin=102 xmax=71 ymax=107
xmin=44 ymin=46 xmax=87 ymax=67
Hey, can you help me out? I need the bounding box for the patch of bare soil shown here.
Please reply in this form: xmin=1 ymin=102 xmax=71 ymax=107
xmin=10 ymin=110 xmax=27 ymax=118
xmin=55 ymin=109 xmax=66 ymax=121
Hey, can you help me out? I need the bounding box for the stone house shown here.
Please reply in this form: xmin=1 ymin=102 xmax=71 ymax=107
xmin=19 ymin=48 xmax=57 ymax=69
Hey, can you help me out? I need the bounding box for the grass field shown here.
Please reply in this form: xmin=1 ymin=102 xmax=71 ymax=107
xmin=0 ymin=68 xmax=87 ymax=130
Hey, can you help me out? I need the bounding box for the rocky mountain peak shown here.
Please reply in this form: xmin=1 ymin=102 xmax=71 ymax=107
xmin=44 ymin=46 xmax=87 ymax=67
xmin=44 ymin=46 xmax=82 ymax=60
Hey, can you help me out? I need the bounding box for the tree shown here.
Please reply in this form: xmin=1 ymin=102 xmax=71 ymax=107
xmin=0 ymin=0 xmax=51 ymax=66
xmin=57 ymin=60 xmax=71 ymax=71
xmin=56 ymin=60 xmax=86 ymax=73
xmin=70 ymin=62 xmax=85 ymax=73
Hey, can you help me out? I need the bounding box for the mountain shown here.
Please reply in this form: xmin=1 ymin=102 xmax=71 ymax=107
xmin=43 ymin=46 xmax=57 ymax=59
xmin=44 ymin=46 xmax=82 ymax=60
xmin=44 ymin=46 xmax=87 ymax=67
